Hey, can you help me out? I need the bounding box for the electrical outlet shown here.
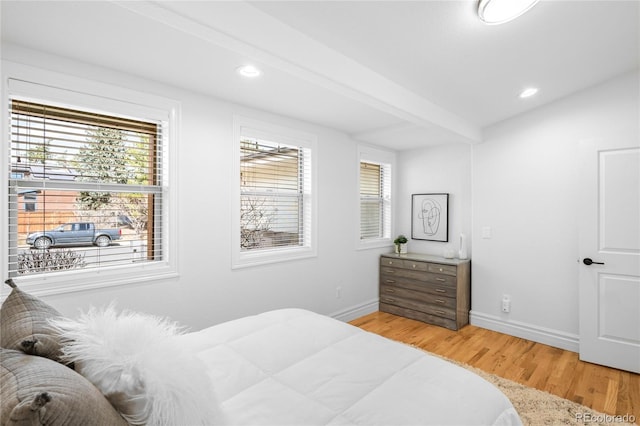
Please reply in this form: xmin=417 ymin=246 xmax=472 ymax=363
xmin=336 ymin=286 xmax=342 ymax=299
xmin=501 ymin=295 xmax=511 ymax=313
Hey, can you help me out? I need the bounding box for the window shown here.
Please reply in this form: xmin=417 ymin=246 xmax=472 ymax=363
xmin=23 ymin=193 xmax=37 ymax=212
xmin=233 ymin=117 xmax=317 ymax=267
xmin=358 ymin=146 xmax=394 ymax=248
xmin=5 ymin=77 xmax=177 ymax=294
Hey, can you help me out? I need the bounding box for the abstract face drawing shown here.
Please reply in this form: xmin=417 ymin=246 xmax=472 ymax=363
xmin=418 ymin=199 xmax=441 ymax=236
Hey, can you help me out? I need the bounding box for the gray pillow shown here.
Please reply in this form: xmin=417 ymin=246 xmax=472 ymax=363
xmin=0 ymin=279 xmax=65 ymax=363
xmin=0 ymin=348 xmax=128 ymax=426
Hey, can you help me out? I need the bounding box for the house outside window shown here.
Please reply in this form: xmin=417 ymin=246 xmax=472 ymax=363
xmin=233 ymin=116 xmax=317 ymax=268
xmin=4 ymin=76 xmax=178 ymax=295
xmin=358 ymin=145 xmax=394 ymax=249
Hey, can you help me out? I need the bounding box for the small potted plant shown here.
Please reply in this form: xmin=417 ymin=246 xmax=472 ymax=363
xmin=394 ymin=235 xmax=408 ymax=254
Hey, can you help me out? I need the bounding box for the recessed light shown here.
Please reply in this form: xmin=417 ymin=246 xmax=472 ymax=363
xmin=519 ymin=87 xmax=539 ymax=98
xmin=237 ymin=65 xmax=262 ymax=78
xmin=478 ymin=0 xmax=540 ymax=25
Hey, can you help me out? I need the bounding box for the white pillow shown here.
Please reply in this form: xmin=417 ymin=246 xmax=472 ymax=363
xmin=50 ymin=305 xmax=221 ymax=426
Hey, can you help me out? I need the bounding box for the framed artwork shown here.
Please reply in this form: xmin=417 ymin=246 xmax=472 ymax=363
xmin=411 ymin=193 xmax=449 ymax=242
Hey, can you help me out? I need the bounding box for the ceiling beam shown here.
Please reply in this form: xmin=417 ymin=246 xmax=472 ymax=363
xmin=114 ymin=1 xmax=482 ymax=143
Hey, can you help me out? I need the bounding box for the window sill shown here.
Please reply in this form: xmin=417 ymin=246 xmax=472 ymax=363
xmin=232 ymin=246 xmax=317 ymax=269
xmin=2 ymin=262 xmax=178 ymax=299
xmin=357 ymin=239 xmax=393 ymax=251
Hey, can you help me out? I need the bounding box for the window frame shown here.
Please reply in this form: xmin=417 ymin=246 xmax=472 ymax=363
xmin=232 ymin=116 xmax=317 ymax=268
xmin=2 ymin=68 xmax=179 ymax=297
xmin=357 ymin=144 xmax=395 ymax=250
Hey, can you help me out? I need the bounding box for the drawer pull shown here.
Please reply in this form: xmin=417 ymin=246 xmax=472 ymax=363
xmin=435 ymin=299 xmax=446 ymax=304
xmin=385 ymin=279 xmax=396 ymax=284
xmin=385 ymin=288 xmax=396 ymax=293
xmin=388 ymin=260 xmax=395 ymax=265
xmin=412 ymin=263 xmax=417 ymax=269
xmin=439 ymin=267 xmax=444 ymax=272
xmin=435 ymin=278 xmax=446 ymax=282
xmin=435 ymin=310 xmax=446 ymax=315
xmin=384 ymin=298 xmax=396 ymax=303
xmin=435 ymin=289 xmax=446 ymax=293
xmin=385 ymin=268 xmax=396 ymax=274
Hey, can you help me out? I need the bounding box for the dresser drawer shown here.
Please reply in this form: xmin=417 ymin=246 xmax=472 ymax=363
xmin=379 ymin=293 xmax=456 ymax=320
xmin=380 ymin=276 xmax=456 ymax=297
xmin=424 ymin=272 xmax=457 ymax=286
xmin=403 ymin=260 xmax=428 ymax=272
xmin=380 ymin=285 xmax=457 ymax=310
xmin=422 ymin=281 xmax=457 ymax=298
xmin=380 ymin=303 xmax=458 ymax=331
xmin=380 ymin=257 xmax=404 ymax=268
xmin=428 ymin=263 xmax=457 ymax=276
xmin=381 ymin=267 xmax=429 ymax=283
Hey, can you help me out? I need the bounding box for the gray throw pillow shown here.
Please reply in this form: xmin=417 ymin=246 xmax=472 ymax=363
xmin=0 ymin=279 xmax=65 ymax=363
xmin=0 ymin=348 xmax=128 ymax=426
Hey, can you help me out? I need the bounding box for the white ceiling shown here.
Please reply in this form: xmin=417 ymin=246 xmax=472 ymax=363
xmin=2 ymin=1 xmax=638 ymax=150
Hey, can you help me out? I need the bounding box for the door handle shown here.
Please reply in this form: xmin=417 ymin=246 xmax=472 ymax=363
xmin=583 ymin=258 xmax=605 ymax=266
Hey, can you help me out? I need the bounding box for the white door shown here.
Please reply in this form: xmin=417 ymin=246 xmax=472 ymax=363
xmin=579 ymin=138 xmax=640 ymax=373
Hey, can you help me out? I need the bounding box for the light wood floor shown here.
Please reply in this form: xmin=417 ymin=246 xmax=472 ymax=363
xmin=350 ymin=311 xmax=639 ymax=421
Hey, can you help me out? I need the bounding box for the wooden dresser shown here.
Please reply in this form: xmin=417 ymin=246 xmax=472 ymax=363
xmin=379 ymin=253 xmax=471 ymax=330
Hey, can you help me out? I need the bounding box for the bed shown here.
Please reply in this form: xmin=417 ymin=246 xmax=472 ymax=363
xmin=180 ymin=308 xmax=522 ymax=426
xmin=1 ymin=280 xmax=522 ymax=425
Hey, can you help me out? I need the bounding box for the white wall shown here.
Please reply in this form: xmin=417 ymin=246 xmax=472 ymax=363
xmin=396 ymin=70 xmax=638 ymax=351
xmin=471 ymin=70 xmax=639 ymax=351
xmin=397 ymin=143 xmax=472 ymax=257
xmin=1 ymin=46 xmax=387 ymax=330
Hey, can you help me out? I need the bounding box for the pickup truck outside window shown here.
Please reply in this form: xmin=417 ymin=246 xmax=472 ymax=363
xmin=25 ymin=222 xmax=122 ymax=249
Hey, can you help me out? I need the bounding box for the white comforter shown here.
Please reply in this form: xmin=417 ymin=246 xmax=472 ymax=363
xmin=181 ymin=309 xmax=522 ymax=426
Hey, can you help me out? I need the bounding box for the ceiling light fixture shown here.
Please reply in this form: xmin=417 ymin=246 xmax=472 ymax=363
xmin=478 ymin=0 xmax=540 ymax=25
xmin=237 ymin=65 xmax=262 ymax=78
xmin=519 ymin=87 xmax=539 ymax=98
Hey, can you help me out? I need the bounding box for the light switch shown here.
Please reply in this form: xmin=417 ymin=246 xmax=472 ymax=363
xmin=482 ymin=226 xmax=492 ymax=239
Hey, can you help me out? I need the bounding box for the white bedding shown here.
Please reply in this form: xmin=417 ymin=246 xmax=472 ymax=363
xmin=180 ymin=309 xmax=522 ymax=426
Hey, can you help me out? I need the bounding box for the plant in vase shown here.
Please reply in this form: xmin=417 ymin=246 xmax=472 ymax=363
xmin=394 ymin=235 xmax=408 ymax=254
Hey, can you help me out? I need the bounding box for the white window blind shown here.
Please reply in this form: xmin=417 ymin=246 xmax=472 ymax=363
xmin=8 ymin=99 xmax=165 ymax=278
xmin=360 ymin=160 xmax=391 ymax=240
xmin=240 ymin=137 xmax=311 ymax=251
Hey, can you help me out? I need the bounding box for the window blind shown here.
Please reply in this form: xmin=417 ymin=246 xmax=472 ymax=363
xmin=8 ymin=99 xmax=164 ymax=277
xmin=360 ymin=161 xmax=391 ymax=240
xmin=240 ymin=137 xmax=311 ymax=251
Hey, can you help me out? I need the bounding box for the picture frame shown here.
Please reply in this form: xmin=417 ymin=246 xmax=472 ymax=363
xmin=411 ymin=193 xmax=449 ymax=242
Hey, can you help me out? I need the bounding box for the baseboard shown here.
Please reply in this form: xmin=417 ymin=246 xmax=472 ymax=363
xmin=331 ymin=299 xmax=378 ymax=323
xmin=333 ymin=304 xmax=581 ymax=352
xmin=470 ymin=311 xmax=579 ymax=353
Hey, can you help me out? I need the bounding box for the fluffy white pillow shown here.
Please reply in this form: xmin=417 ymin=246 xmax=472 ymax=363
xmin=50 ymin=305 xmax=221 ymax=426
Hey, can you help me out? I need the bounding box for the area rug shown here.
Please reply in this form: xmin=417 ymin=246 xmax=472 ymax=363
xmin=449 ymin=358 xmax=637 ymax=426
